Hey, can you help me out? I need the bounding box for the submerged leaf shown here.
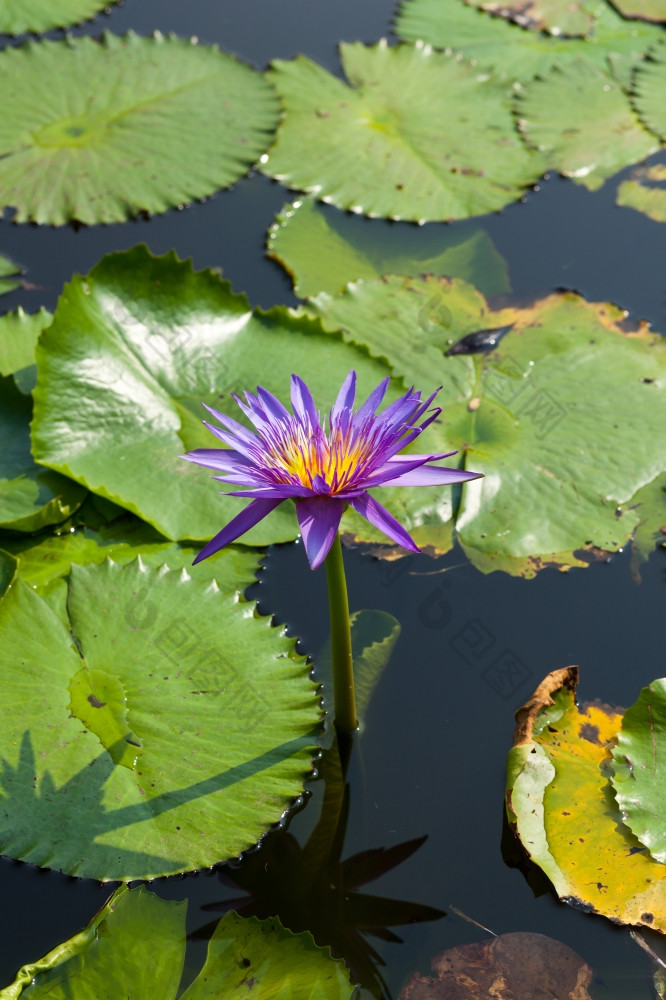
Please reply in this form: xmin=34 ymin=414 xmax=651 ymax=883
xmin=398 ymin=931 xmax=594 ymax=999
xmin=262 ymin=41 xmax=544 ymax=222
xmin=633 ymin=40 xmax=666 ymax=141
xmin=267 ymin=197 xmax=510 ymax=299
xmin=0 ymin=0 xmax=119 ymax=35
xmin=0 ymin=33 xmax=279 ymax=225
xmin=0 ymin=554 xmax=319 ymax=879
xmin=0 ymin=252 xmax=21 ymax=295
xmin=466 ymin=0 xmax=598 ymax=37
xmin=506 ymin=667 xmax=666 ymax=932
xmin=609 ymin=0 xmax=666 ymax=22
xmin=628 ymin=471 xmax=666 ymax=580
xmin=517 ymin=59 xmax=658 ymax=191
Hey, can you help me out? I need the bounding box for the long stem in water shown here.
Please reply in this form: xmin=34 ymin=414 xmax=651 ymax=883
xmin=324 ymin=532 xmax=357 ymax=734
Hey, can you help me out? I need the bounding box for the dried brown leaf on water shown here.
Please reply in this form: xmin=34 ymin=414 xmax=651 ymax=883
xmin=397 ymin=931 xmax=593 ymax=999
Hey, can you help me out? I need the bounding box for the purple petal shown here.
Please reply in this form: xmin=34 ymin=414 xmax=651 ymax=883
xmin=295 ymin=497 xmax=346 ymax=569
xmin=257 ymin=385 xmax=291 ymax=422
xmin=330 ymin=370 xmax=356 ymax=424
xmin=192 ymin=499 xmax=283 ymax=565
xmin=227 ymin=483 xmax=313 ymax=498
xmin=378 ymin=465 xmax=484 ymax=487
xmin=202 ymin=404 xmax=257 ymax=445
xmin=181 ymin=448 xmax=254 ymax=472
xmin=356 ymin=376 xmax=390 ymax=422
xmin=290 ymin=375 xmax=319 ymax=426
xmin=348 ymin=493 xmax=419 ymax=553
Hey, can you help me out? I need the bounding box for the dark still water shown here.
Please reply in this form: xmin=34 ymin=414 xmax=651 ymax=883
xmin=0 ymin=0 xmax=665 ymax=997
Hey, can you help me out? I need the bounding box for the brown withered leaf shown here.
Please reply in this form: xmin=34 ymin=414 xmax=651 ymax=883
xmin=397 ymin=931 xmax=593 ymax=999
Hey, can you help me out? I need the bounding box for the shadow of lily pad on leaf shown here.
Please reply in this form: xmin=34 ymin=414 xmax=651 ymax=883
xmin=0 ymin=553 xmax=320 ymax=880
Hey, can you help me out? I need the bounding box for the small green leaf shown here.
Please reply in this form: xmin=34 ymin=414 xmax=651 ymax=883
xmin=629 ymin=471 xmax=666 ymax=580
xmin=517 ymin=59 xmax=658 ymax=191
xmin=611 ymin=679 xmax=666 ymax=862
xmin=0 ymin=374 xmax=86 ymax=532
xmin=267 ymin=197 xmax=510 ymax=298
xmin=0 ymin=307 xmax=52 ymax=394
xmin=0 ymin=33 xmax=279 ymax=225
xmin=617 ymin=162 xmax=666 ymax=222
xmin=32 ymin=245 xmax=398 ymax=546
xmin=181 ymin=912 xmax=356 ymax=1000
xmin=262 ymin=42 xmax=544 ymax=222
xmin=0 ymin=252 xmax=21 ymax=295
xmin=0 ymin=885 xmax=185 ymax=1000
xmin=0 ymin=0 xmax=119 ymax=35
xmin=0 ymin=554 xmax=319 ymax=879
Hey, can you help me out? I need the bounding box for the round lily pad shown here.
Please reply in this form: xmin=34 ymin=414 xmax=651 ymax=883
xmin=0 ymin=552 xmax=319 ymax=880
xmin=395 ymin=0 xmax=665 ymax=88
xmin=31 ymin=244 xmax=400 ymax=547
xmin=517 ymin=59 xmax=659 ymax=190
xmin=617 ymin=162 xmax=666 ymax=222
xmin=0 ymin=32 xmax=280 ymax=225
xmin=0 ymin=306 xmax=52 ymax=394
xmin=0 ymin=0 xmax=119 ymax=35
xmin=611 ymin=679 xmax=666 ymax=863
xmin=262 ymin=41 xmax=544 ymax=222
xmin=308 ymin=274 xmax=666 ymax=575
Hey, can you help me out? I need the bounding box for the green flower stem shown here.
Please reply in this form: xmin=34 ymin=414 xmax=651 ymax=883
xmin=324 ymin=533 xmax=357 ymax=734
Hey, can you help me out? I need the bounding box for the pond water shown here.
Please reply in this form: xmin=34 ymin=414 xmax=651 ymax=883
xmin=0 ymin=0 xmax=664 ymax=997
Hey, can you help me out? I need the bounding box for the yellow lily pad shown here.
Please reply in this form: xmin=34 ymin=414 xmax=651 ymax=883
xmin=506 ymin=667 xmax=666 ymax=932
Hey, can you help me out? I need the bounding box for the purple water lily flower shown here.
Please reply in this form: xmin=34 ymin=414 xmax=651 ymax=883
xmin=183 ymin=371 xmax=482 ymax=570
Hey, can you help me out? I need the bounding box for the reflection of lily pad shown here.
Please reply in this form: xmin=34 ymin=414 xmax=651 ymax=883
xmin=0 ymin=554 xmax=319 ymax=879
xmin=1 ymin=374 xmax=86 ymax=532
xmin=0 ymin=33 xmax=279 ymax=225
xmin=633 ymin=41 xmax=666 ymax=141
xmin=395 ymin=0 xmax=665 ymax=87
xmin=262 ymin=42 xmax=544 ymax=222
xmin=517 ymin=60 xmax=658 ymax=190
xmin=2 ymin=885 xmax=355 ymax=1000
xmin=0 ymin=0 xmax=119 ymax=35
xmin=32 ymin=245 xmax=399 ymax=547
xmin=267 ymin=197 xmax=510 ymax=298
xmin=309 ymin=275 xmax=666 ymax=575
xmin=506 ymin=667 xmax=666 ymax=933
xmin=617 ymin=162 xmax=666 ymax=222
xmin=466 ymin=0 xmax=597 ymax=36
xmin=611 ymin=679 xmax=666 ymax=863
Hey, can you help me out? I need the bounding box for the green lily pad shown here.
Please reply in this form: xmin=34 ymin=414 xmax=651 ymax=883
xmin=0 ymin=33 xmax=279 ymax=225
xmin=506 ymin=667 xmax=666 ymax=933
xmin=517 ymin=59 xmax=659 ymax=191
xmin=1 ymin=886 xmax=186 ymax=1000
xmin=181 ymin=912 xmax=355 ymax=1000
xmin=309 ymin=274 xmax=666 ymax=575
xmin=0 ymin=253 xmax=21 ymax=295
xmin=0 ymin=0 xmax=119 ymax=35
xmin=32 ymin=244 xmax=400 ymax=547
xmin=610 ymin=0 xmax=666 ymax=21
xmin=617 ymin=162 xmax=666 ymax=222
xmin=1 ymin=885 xmax=356 ymax=1000
xmin=262 ymin=41 xmax=544 ymax=222
xmin=634 ymin=41 xmax=666 ymax=141
xmin=395 ymin=0 xmax=665 ymax=88
xmin=0 ymin=307 xmax=52 ymax=394
xmin=267 ymin=197 xmax=510 ymax=299
xmin=0 ymin=549 xmax=18 ymax=602
xmin=1 ymin=374 xmax=86 ymax=533
xmin=0 ymin=553 xmax=319 ymax=879
xmin=466 ymin=0 xmax=598 ymax=37
xmin=611 ymin=679 xmax=666 ymax=862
